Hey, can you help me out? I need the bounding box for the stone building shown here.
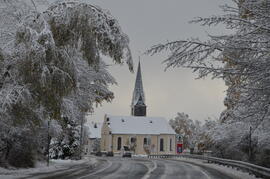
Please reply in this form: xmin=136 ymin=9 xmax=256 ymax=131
xmin=84 ymin=122 xmax=101 ymax=155
xmin=100 ymin=61 xmax=176 ymax=155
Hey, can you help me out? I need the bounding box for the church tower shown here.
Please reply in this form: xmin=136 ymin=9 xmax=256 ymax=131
xmin=131 ymin=61 xmax=147 ymax=116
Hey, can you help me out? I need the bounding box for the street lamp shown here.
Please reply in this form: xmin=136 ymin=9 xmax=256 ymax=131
xmin=47 ymin=119 xmax=51 ymax=167
xmin=249 ymin=126 xmax=252 ymax=162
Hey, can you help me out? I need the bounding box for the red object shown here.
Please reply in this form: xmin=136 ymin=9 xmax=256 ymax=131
xmin=177 ymin=143 xmax=183 ymax=154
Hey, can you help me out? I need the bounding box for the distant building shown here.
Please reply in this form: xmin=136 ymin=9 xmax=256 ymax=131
xmin=101 ymin=61 xmax=176 ymax=155
xmin=101 ymin=115 xmax=176 ymax=155
xmin=84 ymin=122 xmax=101 ymax=155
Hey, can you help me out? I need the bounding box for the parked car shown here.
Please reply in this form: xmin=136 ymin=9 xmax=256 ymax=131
xmin=95 ymin=151 xmax=103 ymax=156
xmin=122 ymin=146 xmax=132 ymax=158
xmin=122 ymin=152 xmax=132 ymax=158
xmin=106 ymin=151 xmax=114 ymax=157
xmin=95 ymin=151 xmax=107 ymax=157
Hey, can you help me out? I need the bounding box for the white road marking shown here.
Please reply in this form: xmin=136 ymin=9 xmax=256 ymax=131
xmin=183 ymin=162 xmax=212 ymax=179
xmin=78 ymin=159 xmax=112 ymax=179
xmin=142 ymin=159 xmax=157 ymax=179
xmin=160 ymin=160 xmax=167 ymax=179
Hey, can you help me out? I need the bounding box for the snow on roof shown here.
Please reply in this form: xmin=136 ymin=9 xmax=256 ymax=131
xmin=106 ymin=115 xmax=176 ymax=135
xmin=85 ymin=122 xmax=101 ymax=139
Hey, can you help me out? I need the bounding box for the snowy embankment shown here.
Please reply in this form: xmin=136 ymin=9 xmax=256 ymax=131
xmin=0 ymin=157 xmax=98 ymax=179
xmin=174 ymin=157 xmax=259 ymax=179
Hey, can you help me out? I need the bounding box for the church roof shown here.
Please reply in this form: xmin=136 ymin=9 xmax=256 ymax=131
xmin=85 ymin=122 xmax=102 ymax=139
xmin=131 ymin=61 xmax=146 ymax=106
xmin=105 ymin=115 xmax=176 ymax=135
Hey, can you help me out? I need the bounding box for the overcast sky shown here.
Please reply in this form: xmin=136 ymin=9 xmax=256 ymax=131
xmin=80 ymin=0 xmax=231 ymax=123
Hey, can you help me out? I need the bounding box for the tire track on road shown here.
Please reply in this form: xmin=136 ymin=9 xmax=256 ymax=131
xmin=77 ymin=158 xmax=112 ymax=179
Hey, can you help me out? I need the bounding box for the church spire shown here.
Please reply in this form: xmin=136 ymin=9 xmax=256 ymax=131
xmin=131 ymin=60 xmax=147 ymax=116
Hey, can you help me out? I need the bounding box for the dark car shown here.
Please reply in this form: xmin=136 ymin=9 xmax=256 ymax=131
xmin=95 ymin=151 xmax=107 ymax=157
xmin=122 ymin=152 xmax=132 ymax=158
xmin=95 ymin=151 xmax=102 ymax=156
xmin=122 ymin=146 xmax=132 ymax=158
xmin=106 ymin=151 xmax=114 ymax=157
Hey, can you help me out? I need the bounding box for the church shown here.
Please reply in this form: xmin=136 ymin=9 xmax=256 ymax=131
xmin=100 ymin=62 xmax=176 ymax=155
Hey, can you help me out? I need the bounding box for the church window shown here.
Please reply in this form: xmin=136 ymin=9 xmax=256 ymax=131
xmin=160 ymin=138 xmax=164 ymax=152
xmin=144 ymin=137 xmax=151 ymax=145
xmin=130 ymin=137 xmax=136 ymax=144
xmin=143 ymin=138 xmax=147 ymax=145
xmin=117 ymin=137 xmax=122 ymax=150
xmin=170 ymin=138 xmax=173 ymax=151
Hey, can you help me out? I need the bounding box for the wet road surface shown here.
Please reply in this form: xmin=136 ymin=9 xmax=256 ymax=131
xmin=23 ymin=157 xmax=241 ymax=179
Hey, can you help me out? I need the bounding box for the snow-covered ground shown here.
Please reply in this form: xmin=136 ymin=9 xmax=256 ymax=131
xmin=0 ymin=157 xmax=98 ymax=179
xmin=174 ymin=157 xmax=259 ymax=179
xmin=133 ymin=154 xmax=148 ymax=158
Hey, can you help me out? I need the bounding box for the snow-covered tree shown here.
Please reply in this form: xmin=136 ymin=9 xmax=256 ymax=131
xmin=169 ymin=113 xmax=201 ymax=151
xmin=148 ymin=0 xmax=270 ymax=166
xmin=147 ymin=0 xmax=270 ymax=124
xmin=170 ymin=113 xmax=217 ymax=153
xmin=0 ymin=0 xmax=132 ymax=167
xmin=197 ymin=118 xmax=217 ymax=152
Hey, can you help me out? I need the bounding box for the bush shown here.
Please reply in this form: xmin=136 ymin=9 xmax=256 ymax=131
xmin=8 ymin=144 xmax=35 ymax=168
xmin=256 ymin=148 xmax=270 ymax=168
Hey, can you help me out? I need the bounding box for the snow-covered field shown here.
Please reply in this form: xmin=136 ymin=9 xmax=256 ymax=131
xmin=174 ymin=157 xmax=259 ymax=179
xmin=0 ymin=157 xmax=98 ymax=179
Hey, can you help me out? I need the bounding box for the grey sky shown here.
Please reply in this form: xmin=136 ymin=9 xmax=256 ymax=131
xmin=82 ymin=0 xmax=230 ymax=122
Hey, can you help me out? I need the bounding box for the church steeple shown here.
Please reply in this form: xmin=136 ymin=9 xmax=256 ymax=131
xmin=131 ymin=60 xmax=147 ymax=116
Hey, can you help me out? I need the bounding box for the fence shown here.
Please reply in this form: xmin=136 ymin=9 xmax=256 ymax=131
xmin=148 ymin=154 xmax=270 ymax=179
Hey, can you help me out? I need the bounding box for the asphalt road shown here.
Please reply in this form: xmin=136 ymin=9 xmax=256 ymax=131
xmin=24 ymin=157 xmax=242 ymax=179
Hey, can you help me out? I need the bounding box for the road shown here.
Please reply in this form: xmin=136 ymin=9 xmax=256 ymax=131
xmin=24 ymin=157 xmax=245 ymax=179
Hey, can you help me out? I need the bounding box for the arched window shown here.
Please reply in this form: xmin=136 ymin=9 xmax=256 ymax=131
xmin=160 ymin=138 xmax=164 ymax=152
xmin=130 ymin=137 xmax=136 ymax=144
xmin=170 ymin=138 xmax=173 ymax=151
xmin=117 ymin=137 xmax=122 ymax=150
xmin=143 ymin=138 xmax=147 ymax=145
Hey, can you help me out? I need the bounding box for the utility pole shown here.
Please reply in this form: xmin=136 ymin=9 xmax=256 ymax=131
xmin=79 ymin=117 xmax=84 ymax=160
xmin=249 ymin=126 xmax=252 ymax=161
xmin=47 ymin=119 xmax=50 ymax=167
